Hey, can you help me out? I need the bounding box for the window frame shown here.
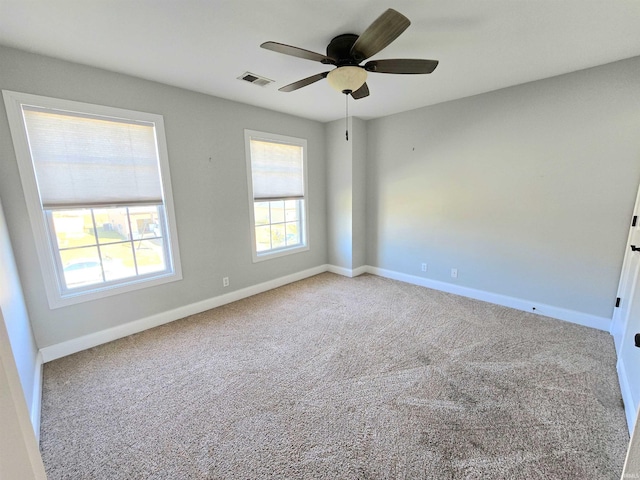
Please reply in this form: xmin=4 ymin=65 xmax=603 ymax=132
xmin=244 ymin=129 xmax=309 ymax=262
xmin=2 ymin=90 xmax=182 ymax=308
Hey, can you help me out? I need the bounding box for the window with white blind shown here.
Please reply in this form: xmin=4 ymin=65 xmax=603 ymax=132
xmin=244 ymin=130 xmax=309 ymax=261
xmin=2 ymin=90 xmax=182 ymax=308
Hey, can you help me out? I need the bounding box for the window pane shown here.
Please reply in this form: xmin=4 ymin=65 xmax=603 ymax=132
xmin=101 ymin=243 xmax=137 ymax=281
xmin=270 ymin=201 xmax=285 ymax=224
xmin=52 ymin=210 xmax=96 ymax=249
xmin=285 ymin=200 xmax=299 ymax=222
xmin=253 ymin=199 xmax=304 ymax=254
xmin=129 ymin=206 xmax=162 ymax=240
xmin=136 ymin=238 xmax=166 ymax=275
xmin=94 ymin=207 xmax=131 ymax=244
xmin=286 ymin=222 xmax=300 ymax=246
xmin=55 ymin=207 xmax=169 ymax=286
xmin=255 ymin=225 xmax=271 ymax=252
xmin=60 ymin=247 xmax=103 ymax=288
xmin=254 ymin=202 xmax=270 ymax=226
xmin=271 ymin=224 xmax=286 ymax=250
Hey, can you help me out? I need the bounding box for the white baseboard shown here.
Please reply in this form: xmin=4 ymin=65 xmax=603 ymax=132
xmin=618 ymin=357 xmax=637 ymax=435
xmin=367 ymin=266 xmax=612 ymax=332
xmin=327 ymin=264 xmax=367 ymax=278
xmin=36 ymin=263 xmax=626 ymax=435
xmin=41 ymin=264 xmax=612 ymax=363
xmin=30 ymin=351 xmax=43 ymax=442
xmin=40 ymin=264 xmax=329 ymax=362
xmin=39 ymin=263 xmax=612 ymax=358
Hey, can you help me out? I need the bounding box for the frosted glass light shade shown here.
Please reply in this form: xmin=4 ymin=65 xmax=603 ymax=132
xmin=327 ymin=66 xmax=367 ymax=93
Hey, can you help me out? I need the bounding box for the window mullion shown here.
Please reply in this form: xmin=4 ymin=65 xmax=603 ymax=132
xmin=157 ymin=205 xmax=171 ymax=271
xmin=90 ymin=209 xmax=107 ymax=282
xmin=126 ymin=207 xmax=140 ymax=276
xmin=268 ymin=202 xmax=273 ymax=251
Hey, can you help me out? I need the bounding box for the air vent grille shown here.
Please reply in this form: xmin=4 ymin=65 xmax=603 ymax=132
xmin=238 ymin=72 xmax=274 ymax=87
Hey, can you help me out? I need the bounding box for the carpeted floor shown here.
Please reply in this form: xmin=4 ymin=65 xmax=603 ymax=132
xmin=40 ymin=273 xmax=629 ymax=479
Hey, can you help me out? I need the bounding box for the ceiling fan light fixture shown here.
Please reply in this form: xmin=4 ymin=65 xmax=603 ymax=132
xmin=327 ymin=66 xmax=367 ymax=93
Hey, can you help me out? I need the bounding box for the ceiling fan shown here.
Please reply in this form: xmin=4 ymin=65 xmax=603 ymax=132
xmin=260 ymin=8 xmax=439 ymax=100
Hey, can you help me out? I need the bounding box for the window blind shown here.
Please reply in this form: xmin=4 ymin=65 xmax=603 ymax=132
xmin=22 ymin=105 xmax=163 ymax=209
xmin=250 ymin=139 xmax=304 ymax=200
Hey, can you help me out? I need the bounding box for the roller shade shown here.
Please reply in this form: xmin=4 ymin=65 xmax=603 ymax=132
xmin=250 ymin=139 xmax=304 ymax=200
xmin=22 ymin=105 xmax=163 ymax=209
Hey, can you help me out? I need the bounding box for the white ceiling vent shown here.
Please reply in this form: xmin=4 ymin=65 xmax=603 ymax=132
xmin=238 ymin=72 xmax=274 ymax=87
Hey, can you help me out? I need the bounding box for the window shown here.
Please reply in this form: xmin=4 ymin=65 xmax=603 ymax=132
xmin=245 ymin=130 xmax=309 ymax=261
xmin=3 ymin=90 xmax=182 ymax=308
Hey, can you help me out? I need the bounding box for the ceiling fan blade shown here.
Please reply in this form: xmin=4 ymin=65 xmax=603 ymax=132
xmin=261 ymin=41 xmax=335 ymax=64
xmin=279 ymin=72 xmax=329 ymax=92
xmin=351 ymin=83 xmax=369 ymax=99
xmin=365 ymin=59 xmax=439 ymax=74
xmin=350 ymin=9 xmax=410 ymax=62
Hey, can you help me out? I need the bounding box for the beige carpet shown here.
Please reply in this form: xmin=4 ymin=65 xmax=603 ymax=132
xmin=40 ymin=273 xmax=629 ymax=479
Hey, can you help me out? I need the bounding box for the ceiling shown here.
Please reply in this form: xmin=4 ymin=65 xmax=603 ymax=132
xmin=0 ymin=0 xmax=639 ymax=123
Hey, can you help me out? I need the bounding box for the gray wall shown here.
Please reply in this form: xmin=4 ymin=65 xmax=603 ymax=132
xmin=326 ymin=116 xmax=367 ymax=271
xmin=326 ymin=118 xmax=353 ymax=268
xmin=0 ymin=199 xmax=39 ymax=422
xmin=0 ymin=46 xmax=328 ymax=348
xmin=351 ymin=117 xmax=367 ymax=270
xmin=366 ymin=56 xmax=640 ymax=319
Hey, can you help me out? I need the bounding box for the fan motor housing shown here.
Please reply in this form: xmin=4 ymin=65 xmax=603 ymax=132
xmin=326 ymin=34 xmax=359 ymax=65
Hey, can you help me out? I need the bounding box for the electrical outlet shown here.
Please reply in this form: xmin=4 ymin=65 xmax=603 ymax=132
xmin=223 ymin=277 xmax=229 ymax=287
xmin=451 ymin=268 xmax=458 ymax=279
xmin=421 ymin=263 xmax=427 ymax=272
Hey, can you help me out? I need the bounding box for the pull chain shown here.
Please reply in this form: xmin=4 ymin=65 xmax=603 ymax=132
xmin=345 ymin=93 xmax=349 ymax=141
